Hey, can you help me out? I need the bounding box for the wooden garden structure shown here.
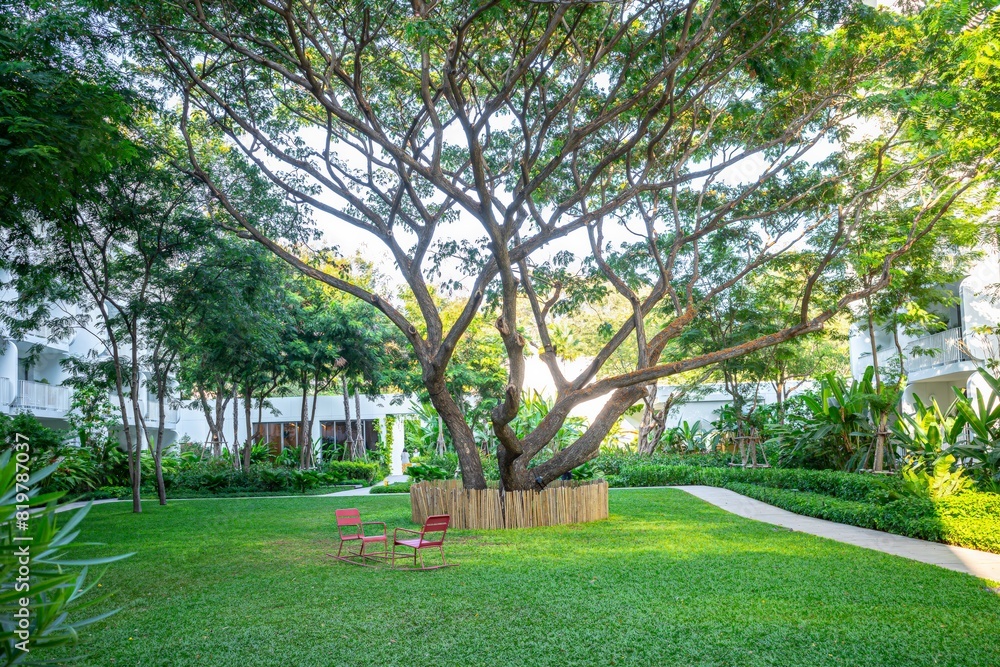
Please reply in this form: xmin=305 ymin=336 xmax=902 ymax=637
xmin=410 ymin=479 xmax=609 ymax=530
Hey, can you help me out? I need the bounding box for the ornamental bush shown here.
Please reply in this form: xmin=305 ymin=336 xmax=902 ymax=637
xmin=322 ymin=461 xmax=381 ymax=484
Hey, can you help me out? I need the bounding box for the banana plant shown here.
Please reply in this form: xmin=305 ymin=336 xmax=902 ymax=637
xmin=778 ymin=367 xmax=899 ymax=471
xmin=950 ymin=368 xmax=1000 ymax=489
xmin=892 ymin=395 xmax=960 ymax=472
xmin=901 ymin=454 xmax=972 ymax=499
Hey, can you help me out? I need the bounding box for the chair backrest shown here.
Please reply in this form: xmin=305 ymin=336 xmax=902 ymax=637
xmin=419 ymin=514 xmax=450 ymax=547
xmin=336 ymin=508 xmax=362 ymax=538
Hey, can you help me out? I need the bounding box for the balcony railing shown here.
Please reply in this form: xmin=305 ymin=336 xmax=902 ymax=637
xmin=17 ymin=380 xmax=71 ymax=412
xmin=0 ymin=378 xmax=12 ymax=407
xmin=25 ymin=324 xmax=51 ymax=340
xmin=145 ymin=406 xmax=179 ymax=425
xmin=906 ymin=328 xmax=968 ymax=372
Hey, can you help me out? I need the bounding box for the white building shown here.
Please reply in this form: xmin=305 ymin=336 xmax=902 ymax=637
xmin=0 ymin=278 xmax=415 ymax=471
xmin=848 ymin=250 xmax=1000 ymax=409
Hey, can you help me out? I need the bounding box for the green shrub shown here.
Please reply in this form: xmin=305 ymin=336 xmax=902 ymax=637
xmin=595 ymin=451 xmax=728 ymax=477
xmin=323 ymin=461 xmax=381 ymax=484
xmin=480 ymin=455 xmax=499 ymax=481
xmin=939 ymin=516 xmax=1000 ymax=554
xmin=901 ymin=454 xmax=972 ymax=499
xmin=290 ymin=469 xmax=322 ymax=493
xmin=421 ymin=453 xmax=459 ymax=476
xmin=75 ymin=485 xmax=132 ymax=501
xmin=934 ymin=492 xmax=1000 ymax=519
xmin=407 ymin=462 xmax=449 ymax=482
xmin=370 ymin=482 xmax=411 ymax=494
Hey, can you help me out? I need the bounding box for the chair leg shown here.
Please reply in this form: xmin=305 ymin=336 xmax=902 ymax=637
xmin=439 ymin=545 xmax=446 ymax=566
xmin=336 ymin=539 xmax=343 ymax=559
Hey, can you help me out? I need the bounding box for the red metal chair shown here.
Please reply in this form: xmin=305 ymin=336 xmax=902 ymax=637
xmin=391 ymin=514 xmax=455 ymax=570
xmin=329 ymin=508 xmax=388 ymax=567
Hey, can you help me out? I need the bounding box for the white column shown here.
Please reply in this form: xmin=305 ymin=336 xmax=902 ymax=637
xmin=391 ymin=415 xmax=405 ymax=475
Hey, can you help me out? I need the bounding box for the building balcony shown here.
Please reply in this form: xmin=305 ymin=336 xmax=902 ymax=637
xmin=20 ymin=323 xmax=72 ymax=352
xmin=905 ymin=328 xmax=970 ymax=373
xmin=146 ymin=405 xmax=179 ymax=426
xmin=16 ymin=380 xmax=71 ymax=412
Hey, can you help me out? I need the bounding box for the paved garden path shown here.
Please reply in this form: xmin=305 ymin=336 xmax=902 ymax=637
xmin=661 ymin=485 xmax=1000 ymax=582
xmin=318 ymin=474 xmax=410 ymax=496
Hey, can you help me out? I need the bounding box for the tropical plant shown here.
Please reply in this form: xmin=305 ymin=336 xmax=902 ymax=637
xmin=0 ymin=449 xmax=132 ymax=665
xmin=288 ymin=469 xmax=321 ymax=494
xmin=892 ymin=395 xmax=960 ymax=473
xmin=406 ymin=463 xmax=449 ymax=483
xmin=256 ymin=467 xmax=290 ymax=492
xmin=274 ymin=446 xmax=303 ymax=469
xmin=569 ymin=461 xmax=598 ymax=481
xmin=47 ymin=447 xmax=101 ymax=493
xmin=404 ymin=402 xmax=449 ymax=457
xmin=511 ymin=391 xmax=587 ymax=460
xmin=950 ymin=368 xmax=1000 ymax=491
xmin=901 ymin=454 xmax=972 ymax=500
xmin=776 ymin=368 xmax=899 ymax=471
xmin=672 ymin=422 xmax=711 ymax=453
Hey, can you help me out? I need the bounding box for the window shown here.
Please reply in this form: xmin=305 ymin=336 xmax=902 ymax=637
xmin=252 ymin=421 xmax=302 ymax=457
xmin=320 ymin=420 xmax=379 ymax=449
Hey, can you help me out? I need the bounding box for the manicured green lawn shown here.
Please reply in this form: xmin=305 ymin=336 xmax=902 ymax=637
xmin=46 ymin=490 xmax=1000 ymax=666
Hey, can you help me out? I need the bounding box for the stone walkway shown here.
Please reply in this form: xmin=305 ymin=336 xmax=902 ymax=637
xmin=662 ymin=485 xmax=1000 ymax=582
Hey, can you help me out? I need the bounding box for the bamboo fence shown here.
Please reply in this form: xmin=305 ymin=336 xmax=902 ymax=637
xmin=410 ymin=479 xmax=609 ymax=529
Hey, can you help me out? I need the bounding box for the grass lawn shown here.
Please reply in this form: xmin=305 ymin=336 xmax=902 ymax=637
xmin=44 ymin=489 xmax=1000 ymax=667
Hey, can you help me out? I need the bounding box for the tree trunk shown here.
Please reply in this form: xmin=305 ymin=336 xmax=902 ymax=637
xmin=212 ymin=379 xmax=230 ymax=457
xmin=243 ymin=384 xmax=254 ymax=470
xmin=637 ymin=385 xmax=672 ymax=456
xmin=866 ymin=304 xmax=882 ymax=390
xmin=154 ymin=374 xmax=167 ymax=506
xmin=197 ymin=387 xmax=220 ymax=456
xmin=873 ymin=410 xmax=888 ymax=472
xmin=128 ymin=365 xmax=144 ymax=514
xmin=303 ymin=379 xmax=321 ymax=469
xmin=774 ymin=375 xmax=786 ymax=422
xmin=892 ymin=318 xmax=906 ymax=384
xmin=232 ymin=385 xmax=240 ymax=468
xmin=342 ymin=375 xmax=356 ymax=459
xmin=354 ymin=389 xmax=364 ymax=458
xmin=299 ymin=372 xmax=309 ymax=467
xmin=426 ymin=382 xmax=485 ymax=489
xmin=636 ymin=386 xmax=656 ymax=455
xmin=110 ymin=360 xmax=138 ymax=513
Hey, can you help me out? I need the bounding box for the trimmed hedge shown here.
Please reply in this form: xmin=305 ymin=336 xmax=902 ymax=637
xmin=610 ymin=464 xmax=1000 ymax=555
xmin=595 ymin=452 xmax=728 ymax=477
xmin=610 ymin=465 xmax=905 ymax=503
xmin=370 ymin=482 xmax=411 ymax=494
xmin=150 ymin=460 xmax=382 ymax=496
xmin=323 ymin=461 xmax=382 ymax=484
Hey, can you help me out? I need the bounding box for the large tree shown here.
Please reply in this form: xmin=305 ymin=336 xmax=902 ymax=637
xmin=112 ymin=0 xmax=998 ymax=488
